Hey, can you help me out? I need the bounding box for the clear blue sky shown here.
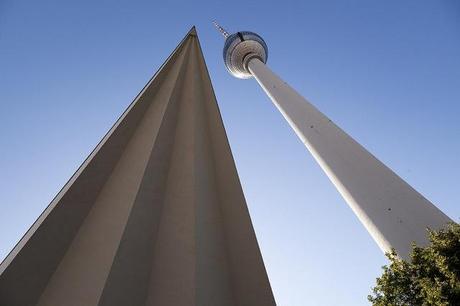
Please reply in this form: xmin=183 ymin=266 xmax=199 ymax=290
xmin=1 ymin=0 xmax=459 ymax=305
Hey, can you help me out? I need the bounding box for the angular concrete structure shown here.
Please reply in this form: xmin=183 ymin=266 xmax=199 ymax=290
xmin=0 ymin=27 xmax=275 ymax=306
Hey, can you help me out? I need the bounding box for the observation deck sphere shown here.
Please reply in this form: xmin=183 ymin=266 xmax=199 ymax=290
xmin=223 ymin=31 xmax=268 ymax=79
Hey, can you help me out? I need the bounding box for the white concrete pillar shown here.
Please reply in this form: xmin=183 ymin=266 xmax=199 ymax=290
xmin=248 ymin=57 xmax=452 ymax=259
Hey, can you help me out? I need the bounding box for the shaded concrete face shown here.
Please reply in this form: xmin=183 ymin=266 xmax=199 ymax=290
xmin=0 ymin=28 xmax=276 ymax=306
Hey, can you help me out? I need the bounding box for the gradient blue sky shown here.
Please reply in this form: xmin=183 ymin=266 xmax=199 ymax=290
xmin=1 ymin=1 xmax=459 ymax=305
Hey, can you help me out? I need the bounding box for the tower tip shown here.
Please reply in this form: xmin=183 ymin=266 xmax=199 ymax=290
xmin=188 ymin=26 xmax=197 ymax=35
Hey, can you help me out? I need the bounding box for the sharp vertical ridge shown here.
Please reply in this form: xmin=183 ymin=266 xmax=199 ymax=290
xmin=97 ymin=38 xmax=193 ymax=306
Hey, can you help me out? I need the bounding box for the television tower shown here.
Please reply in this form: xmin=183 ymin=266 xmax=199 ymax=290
xmin=213 ymin=22 xmax=452 ymax=259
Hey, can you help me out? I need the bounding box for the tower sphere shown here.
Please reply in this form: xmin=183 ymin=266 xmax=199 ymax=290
xmin=223 ymin=31 xmax=268 ymax=79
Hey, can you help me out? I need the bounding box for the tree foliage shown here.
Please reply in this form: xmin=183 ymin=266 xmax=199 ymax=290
xmin=369 ymin=222 xmax=460 ymax=305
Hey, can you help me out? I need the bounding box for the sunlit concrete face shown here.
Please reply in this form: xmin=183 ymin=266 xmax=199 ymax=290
xmin=219 ymin=26 xmax=453 ymax=260
xmin=0 ymin=27 xmax=275 ymax=306
xmin=247 ymin=58 xmax=452 ymax=259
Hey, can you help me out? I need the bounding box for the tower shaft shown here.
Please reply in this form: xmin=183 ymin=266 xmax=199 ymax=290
xmin=247 ymin=57 xmax=452 ymax=259
xmin=0 ymin=28 xmax=275 ymax=306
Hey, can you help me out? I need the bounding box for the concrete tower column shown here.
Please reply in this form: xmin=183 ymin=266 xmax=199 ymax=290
xmin=247 ymin=57 xmax=451 ymax=259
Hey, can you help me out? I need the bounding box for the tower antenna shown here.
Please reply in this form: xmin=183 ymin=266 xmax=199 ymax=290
xmin=213 ymin=20 xmax=230 ymax=38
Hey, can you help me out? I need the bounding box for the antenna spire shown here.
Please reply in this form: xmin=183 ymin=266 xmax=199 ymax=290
xmin=213 ymin=21 xmax=230 ymax=38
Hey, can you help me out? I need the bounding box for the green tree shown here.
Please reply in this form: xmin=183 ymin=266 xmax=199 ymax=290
xmin=369 ymin=222 xmax=460 ymax=306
